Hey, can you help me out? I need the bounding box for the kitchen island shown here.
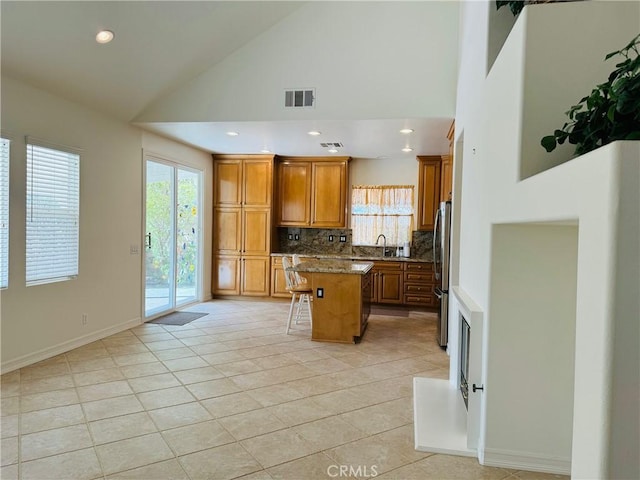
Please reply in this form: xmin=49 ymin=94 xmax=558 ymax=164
xmin=289 ymin=258 xmax=373 ymax=343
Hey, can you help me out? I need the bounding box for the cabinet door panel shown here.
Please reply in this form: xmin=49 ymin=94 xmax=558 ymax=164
xmin=311 ymin=162 xmax=347 ymax=227
xmin=242 ymin=209 xmax=270 ymax=255
xmin=241 ymin=257 xmax=270 ymax=296
xmin=278 ymin=162 xmax=311 ymax=226
xmin=440 ymin=154 xmax=453 ymax=203
xmin=214 ymin=208 xmax=241 ymax=254
xmin=271 ymin=262 xmax=290 ymax=297
xmin=243 ymin=159 xmax=272 ymax=207
xmin=214 ymin=160 xmax=242 ymax=206
xmin=417 ymin=156 xmax=442 ymax=230
xmin=378 ymin=271 xmax=403 ymax=304
xmin=213 ymin=255 xmax=240 ymax=295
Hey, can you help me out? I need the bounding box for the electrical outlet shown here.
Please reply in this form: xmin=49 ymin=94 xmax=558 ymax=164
xmin=339 ymin=235 xmax=347 ymax=242
xmin=294 ymin=234 xmax=300 ymax=241
xmin=82 ymin=313 xmax=88 ymax=326
xmin=288 ymin=234 xmax=293 ymax=240
xmin=316 ymin=288 xmax=324 ymax=298
xmin=328 ymin=235 xmax=334 ymax=242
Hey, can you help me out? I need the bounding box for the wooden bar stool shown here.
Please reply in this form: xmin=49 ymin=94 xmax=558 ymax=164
xmin=282 ymin=256 xmax=313 ymax=334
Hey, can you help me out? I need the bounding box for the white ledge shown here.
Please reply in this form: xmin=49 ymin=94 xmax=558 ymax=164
xmin=413 ymin=376 xmax=476 ymax=457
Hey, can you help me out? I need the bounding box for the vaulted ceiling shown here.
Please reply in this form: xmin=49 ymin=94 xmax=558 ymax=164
xmin=1 ymin=1 xmax=460 ymax=158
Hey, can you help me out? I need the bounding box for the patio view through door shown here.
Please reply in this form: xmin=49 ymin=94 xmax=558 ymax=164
xmin=144 ymin=158 xmax=202 ymax=318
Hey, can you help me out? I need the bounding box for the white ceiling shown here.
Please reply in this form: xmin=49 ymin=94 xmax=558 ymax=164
xmin=1 ymin=1 xmax=455 ymax=158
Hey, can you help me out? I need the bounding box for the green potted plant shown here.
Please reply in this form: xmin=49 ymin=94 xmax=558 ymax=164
xmin=541 ymin=33 xmax=640 ymax=156
xmin=496 ymin=0 xmax=567 ymax=17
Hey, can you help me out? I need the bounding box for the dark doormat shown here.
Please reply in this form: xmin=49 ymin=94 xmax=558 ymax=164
xmin=149 ymin=311 xmax=207 ymax=326
xmin=370 ymin=305 xmax=410 ymax=317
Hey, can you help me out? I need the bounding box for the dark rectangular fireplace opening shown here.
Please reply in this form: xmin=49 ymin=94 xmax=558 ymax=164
xmin=460 ymin=314 xmax=470 ymax=410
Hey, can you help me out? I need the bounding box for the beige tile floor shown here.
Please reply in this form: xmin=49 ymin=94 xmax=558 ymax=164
xmin=1 ymin=299 xmax=568 ymax=480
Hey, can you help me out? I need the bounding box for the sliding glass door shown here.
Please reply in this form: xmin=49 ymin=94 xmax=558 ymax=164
xmin=144 ymin=158 xmax=202 ymax=318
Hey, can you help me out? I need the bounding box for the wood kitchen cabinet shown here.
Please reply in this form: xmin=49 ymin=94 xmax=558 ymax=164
xmin=311 ymin=161 xmax=347 ymax=227
xmin=214 ymin=157 xmax=272 ymax=207
xmin=270 ymin=255 xmax=312 ymax=297
xmin=416 ymin=155 xmax=442 ymax=231
xmin=276 ymin=157 xmax=350 ymax=228
xmin=212 ymin=155 xmax=273 ymax=297
xmin=403 ymin=262 xmax=437 ymax=307
xmin=370 ymin=261 xmax=404 ymax=305
xmin=270 ymin=256 xmax=290 ymax=298
xmin=440 ymin=154 xmax=453 ymax=203
xmin=277 ymin=161 xmax=312 ymax=226
xmin=440 ymin=121 xmax=455 ymax=203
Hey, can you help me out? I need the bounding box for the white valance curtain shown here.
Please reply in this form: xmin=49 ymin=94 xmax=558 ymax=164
xmin=351 ymin=185 xmax=414 ymax=246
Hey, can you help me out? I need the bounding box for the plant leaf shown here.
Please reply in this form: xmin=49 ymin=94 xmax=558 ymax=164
xmin=541 ymin=136 xmax=557 ymax=152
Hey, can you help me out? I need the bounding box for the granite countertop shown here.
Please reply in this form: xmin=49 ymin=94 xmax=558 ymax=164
xmin=272 ymin=252 xmax=431 ymax=263
xmin=289 ymin=258 xmax=374 ymax=275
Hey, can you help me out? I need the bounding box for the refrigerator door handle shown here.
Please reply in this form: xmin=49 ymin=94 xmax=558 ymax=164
xmin=433 ymin=207 xmax=441 ymax=279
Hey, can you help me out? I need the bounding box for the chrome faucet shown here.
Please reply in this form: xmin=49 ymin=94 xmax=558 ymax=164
xmin=375 ymin=234 xmax=387 ymax=258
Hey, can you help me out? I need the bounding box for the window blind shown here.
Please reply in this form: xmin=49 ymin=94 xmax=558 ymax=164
xmin=26 ymin=142 xmax=80 ymax=286
xmin=0 ymin=138 xmax=9 ymax=289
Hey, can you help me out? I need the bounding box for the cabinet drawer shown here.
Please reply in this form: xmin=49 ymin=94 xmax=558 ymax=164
xmin=404 ymin=283 xmax=434 ymax=295
xmin=374 ymin=261 xmax=403 ymax=270
xmin=404 ymin=272 xmax=433 ymax=282
xmin=405 ymin=262 xmax=433 ymax=271
xmin=404 ymin=294 xmax=436 ymax=307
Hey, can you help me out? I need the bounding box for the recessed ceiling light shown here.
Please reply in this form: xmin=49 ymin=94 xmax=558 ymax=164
xmin=307 ymin=131 xmax=321 ymax=136
xmin=226 ymin=131 xmax=239 ymax=136
xmin=260 ymin=149 xmax=271 ymax=154
xmin=399 ymin=128 xmax=414 ymax=134
xmin=96 ymin=30 xmax=115 ymax=44
xmin=328 ymin=148 xmax=338 ymax=153
xmin=402 ymin=147 xmax=413 ymax=152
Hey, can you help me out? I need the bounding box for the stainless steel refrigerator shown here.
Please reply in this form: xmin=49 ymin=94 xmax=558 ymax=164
xmin=433 ymin=200 xmax=451 ymax=347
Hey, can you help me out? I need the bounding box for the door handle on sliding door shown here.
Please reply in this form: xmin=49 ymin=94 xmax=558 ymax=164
xmin=145 ymin=232 xmax=152 ymax=249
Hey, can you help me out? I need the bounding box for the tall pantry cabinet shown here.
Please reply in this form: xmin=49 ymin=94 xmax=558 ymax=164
xmin=212 ymin=155 xmax=273 ymax=296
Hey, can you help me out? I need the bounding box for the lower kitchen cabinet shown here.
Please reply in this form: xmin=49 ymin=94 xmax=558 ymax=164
xmin=214 ymin=255 xmax=270 ymax=296
xmin=213 ymin=255 xmax=240 ymax=295
xmin=241 ymin=256 xmax=270 ymax=296
xmin=403 ymin=262 xmax=437 ymax=307
xmin=370 ymin=261 xmax=404 ymax=305
xmin=271 ymin=257 xmax=289 ymax=298
xmin=270 ymin=256 xmax=311 ymax=298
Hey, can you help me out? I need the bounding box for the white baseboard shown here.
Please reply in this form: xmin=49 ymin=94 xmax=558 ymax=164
xmin=482 ymin=447 xmax=571 ymax=476
xmin=1 ymin=316 xmax=142 ymax=374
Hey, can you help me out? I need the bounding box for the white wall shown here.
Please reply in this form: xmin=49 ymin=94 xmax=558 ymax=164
xmin=452 ymin=0 xmax=640 ymax=476
xmin=0 ymin=77 xmax=212 ymax=372
xmin=136 ymin=2 xmax=459 ymax=123
xmin=486 ymin=223 xmax=577 ymax=469
xmin=520 ymin=1 xmax=640 ymax=179
xmin=1 ymin=75 xmax=143 ymax=370
xmin=608 ymin=148 xmax=640 ymax=480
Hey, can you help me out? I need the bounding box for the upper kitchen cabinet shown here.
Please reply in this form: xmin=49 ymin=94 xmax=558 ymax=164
xmin=416 ymin=155 xmax=442 ymax=230
xmin=440 ymin=121 xmax=455 ymax=203
xmin=311 ymin=161 xmax=348 ymax=227
xmin=277 ymin=161 xmax=312 ymax=225
xmin=276 ymin=157 xmax=350 ymax=228
xmin=213 ymin=155 xmax=273 ymax=207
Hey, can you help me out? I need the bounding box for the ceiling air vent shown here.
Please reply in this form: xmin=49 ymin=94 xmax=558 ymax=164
xmin=285 ymin=88 xmax=315 ymax=108
xmin=320 ymin=142 xmax=343 ymax=148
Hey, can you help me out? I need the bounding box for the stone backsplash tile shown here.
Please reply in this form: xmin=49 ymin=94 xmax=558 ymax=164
xmin=276 ymin=227 xmax=434 ymax=262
